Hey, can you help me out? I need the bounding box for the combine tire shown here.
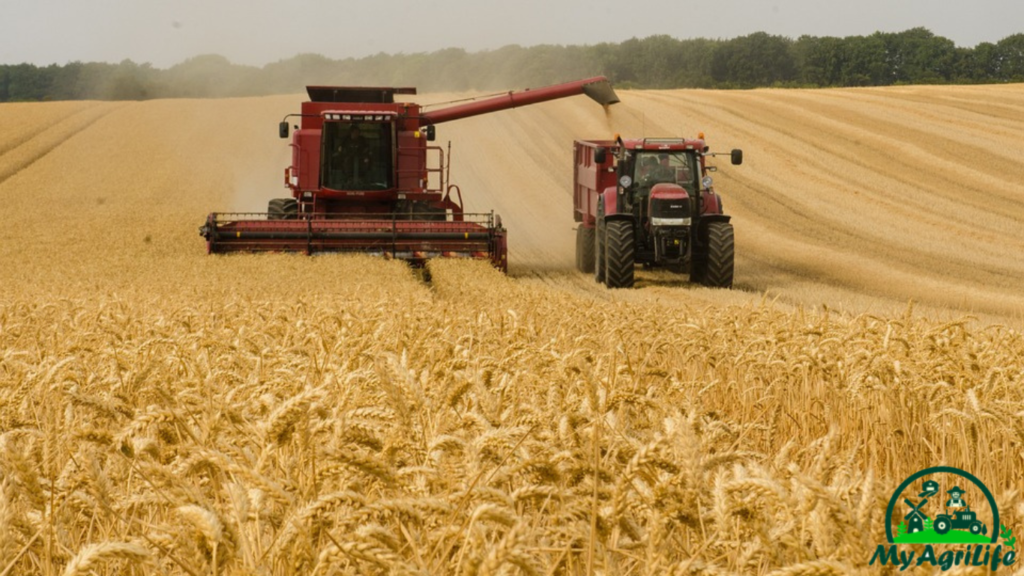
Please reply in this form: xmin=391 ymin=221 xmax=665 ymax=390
xmin=702 ymin=221 xmax=734 ymax=288
xmin=603 ymin=220 xmax=635 ymax=288
xmin=268 ymin=198 xmax=298 ymax=220
xmin=576 ymin=226 xmax=595 ymax=273
xmin=594 ymin=221 xmax=605 ymax=283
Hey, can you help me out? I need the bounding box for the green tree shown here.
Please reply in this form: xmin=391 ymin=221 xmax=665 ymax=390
xmin=996 ymin=34 xmax=1024 ymax=81
xmin=710 ymin=32 xmax=797 ymax=87
xmin=795 ymin=35 xmax=847 ymax=86
xmin=842 ymin=34 xmax=890 ymax=86
xmin=880 ymin=28 xmax=955 ymax=84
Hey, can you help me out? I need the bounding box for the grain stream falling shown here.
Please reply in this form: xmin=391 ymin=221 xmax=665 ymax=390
xmin=1 ymin=86 xmax=1023 ymax=575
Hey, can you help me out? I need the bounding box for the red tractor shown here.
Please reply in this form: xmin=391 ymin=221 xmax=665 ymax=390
xmin=573 ymin=136 xmax=742 ymax=288
xmin=200 ymin=78 xmax=619 ymax=270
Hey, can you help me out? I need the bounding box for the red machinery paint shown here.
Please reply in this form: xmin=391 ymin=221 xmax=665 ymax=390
xmin=200 ymin=78 xmax=619 ymax=271
xmin=572 ymin=137 xmax=743 ymax=288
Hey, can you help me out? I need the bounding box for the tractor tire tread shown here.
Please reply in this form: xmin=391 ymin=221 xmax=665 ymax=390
xmin=703 ymin=221 xmax=734 ymax=289
xmin=578 ymin=226 xmax=595 ymax=274
xmin=604 ymin=220 xmax=635 ymax=288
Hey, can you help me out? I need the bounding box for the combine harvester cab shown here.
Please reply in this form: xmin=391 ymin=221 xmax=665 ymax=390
xmin=573 ymin=135 xmax=743 ymax=288
xmin=200 ymin=78 xmax=619 ymax=271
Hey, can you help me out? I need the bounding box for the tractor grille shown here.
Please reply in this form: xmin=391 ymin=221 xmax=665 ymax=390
xmin=650 ymin=197 xmax=690 ymax=227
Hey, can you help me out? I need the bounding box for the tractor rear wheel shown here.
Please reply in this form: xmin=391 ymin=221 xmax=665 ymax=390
xmin=577 ymin=226 xmax=595 ymax=274
xmin=594 ymin=221 xmax=606 ymax=283
xmin=934 ymin=516 xmax=951 ymax=535
xmin=268 ymin=198 xmax=298 ymax=220
xmin=702 ymin=221 xmax=734 ymax=288
xmin=603 ymin=220 xmax=635 ymax=288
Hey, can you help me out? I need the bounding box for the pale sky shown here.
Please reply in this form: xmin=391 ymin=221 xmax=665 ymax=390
xmin=2 ymin=0 xmax=1021 ymax=68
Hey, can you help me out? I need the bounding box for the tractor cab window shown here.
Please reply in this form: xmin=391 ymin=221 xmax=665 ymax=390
xmin=322 ymin=121 xmax=394 ymax=191
xmin=634 ymin=151 xmax=697 ymax=191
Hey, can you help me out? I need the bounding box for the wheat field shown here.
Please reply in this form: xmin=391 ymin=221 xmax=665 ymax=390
xmin=1 ymin=86 xmax=1023 ymax=575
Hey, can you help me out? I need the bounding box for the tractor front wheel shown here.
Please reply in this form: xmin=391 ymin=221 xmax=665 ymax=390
xmin=702 ymin=221 xmax=734 ymax=288
xmin=969 ymin=521 xmax=983 ymax=535
xmin=603 ymin=220 xmax=635 ymax=289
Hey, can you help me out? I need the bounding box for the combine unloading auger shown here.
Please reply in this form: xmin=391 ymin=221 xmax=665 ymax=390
xmin=200 ymin=77 xmax=619 ymax=271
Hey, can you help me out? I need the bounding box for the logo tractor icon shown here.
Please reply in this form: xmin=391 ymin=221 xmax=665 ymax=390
xmin=934 ymin=485 xmax=988 ymax=536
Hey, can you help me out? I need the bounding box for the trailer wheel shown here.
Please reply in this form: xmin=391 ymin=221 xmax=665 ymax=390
xmin=603 ymin=220 xmax=635 ymax=288
xmin=594 ymin=221 xmax=605 ymax=283
xmin=577 ymin=226 xmax=595 ymax=274
xmin=702 ymin=221 xmax=734 ymax=289
xmin=268 ymin=198 xmax=298 ymax=220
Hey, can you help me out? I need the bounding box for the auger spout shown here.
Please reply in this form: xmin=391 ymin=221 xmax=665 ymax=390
xmin=421 ymin=76 xmax=619 ymax=125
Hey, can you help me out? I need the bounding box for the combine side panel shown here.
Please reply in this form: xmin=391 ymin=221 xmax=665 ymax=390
xmin=292 ymin=130 xmax=321 ymax=191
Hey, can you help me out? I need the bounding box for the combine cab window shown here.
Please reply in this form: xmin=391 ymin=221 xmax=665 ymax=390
xmin=322 ymin=121 xmax=394 ymax=191
xmin=634 ymin=151 xmax=697 ymax=191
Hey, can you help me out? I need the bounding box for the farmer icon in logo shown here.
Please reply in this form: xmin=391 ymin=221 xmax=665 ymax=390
xmin=947 ymin=486 xmax=967 ymax=509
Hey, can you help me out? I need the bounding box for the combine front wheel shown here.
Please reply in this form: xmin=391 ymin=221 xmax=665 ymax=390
xmin=268 ymin=198 xmax=298 ymax=220
xmin=603 ymin=220 xmax=635 ymax=288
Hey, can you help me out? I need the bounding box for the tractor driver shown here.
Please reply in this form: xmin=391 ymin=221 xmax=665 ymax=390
xmin=638 ymin=154 xmax=676 ymax=187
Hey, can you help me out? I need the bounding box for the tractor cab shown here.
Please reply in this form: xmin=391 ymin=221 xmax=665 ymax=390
xmin=630 ymin=151 xmax=697 ymax=191
xmin=616 ymin=148 xmax=700 ymax=230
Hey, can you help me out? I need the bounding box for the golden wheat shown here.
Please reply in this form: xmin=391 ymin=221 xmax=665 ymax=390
xmin=2 ymin=86 xmax=1023 ymax=575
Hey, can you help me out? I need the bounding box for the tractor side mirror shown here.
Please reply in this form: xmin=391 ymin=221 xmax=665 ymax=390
xmin=424 ymin=125 xmax=436 ymax=141
xmin=731 ymin=149 xmax=743 ymax=165
xmin=279 ymin=121 xmax=289 ymax=139
xmin=594 ymin=147 xmax=607 ymax=164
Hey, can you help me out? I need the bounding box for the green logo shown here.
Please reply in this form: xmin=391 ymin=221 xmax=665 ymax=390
xmin=870 ymin=466 xmax=1016 ymax=571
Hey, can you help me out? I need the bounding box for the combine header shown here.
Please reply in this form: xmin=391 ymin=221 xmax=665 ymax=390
xmin=200 ymin=77 xmax=619 ymax=270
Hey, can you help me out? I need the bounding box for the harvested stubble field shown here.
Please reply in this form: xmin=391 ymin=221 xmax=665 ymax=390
xmin=1 ymin=85 xmax=1024 ymax=575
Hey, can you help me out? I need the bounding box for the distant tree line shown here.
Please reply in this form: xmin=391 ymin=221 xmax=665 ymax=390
xmin=2 ymin=28 xmax=1023 ymax=102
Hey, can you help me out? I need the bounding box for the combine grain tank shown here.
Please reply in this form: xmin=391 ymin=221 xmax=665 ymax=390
xmin=200 ymin=78 xmax=619 ymax=271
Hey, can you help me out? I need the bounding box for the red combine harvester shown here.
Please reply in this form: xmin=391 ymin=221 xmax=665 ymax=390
xmin=200 ymin=77 xmax=619 ymax=271
xmin=573 ymin=135 xmax=743 ymax=288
